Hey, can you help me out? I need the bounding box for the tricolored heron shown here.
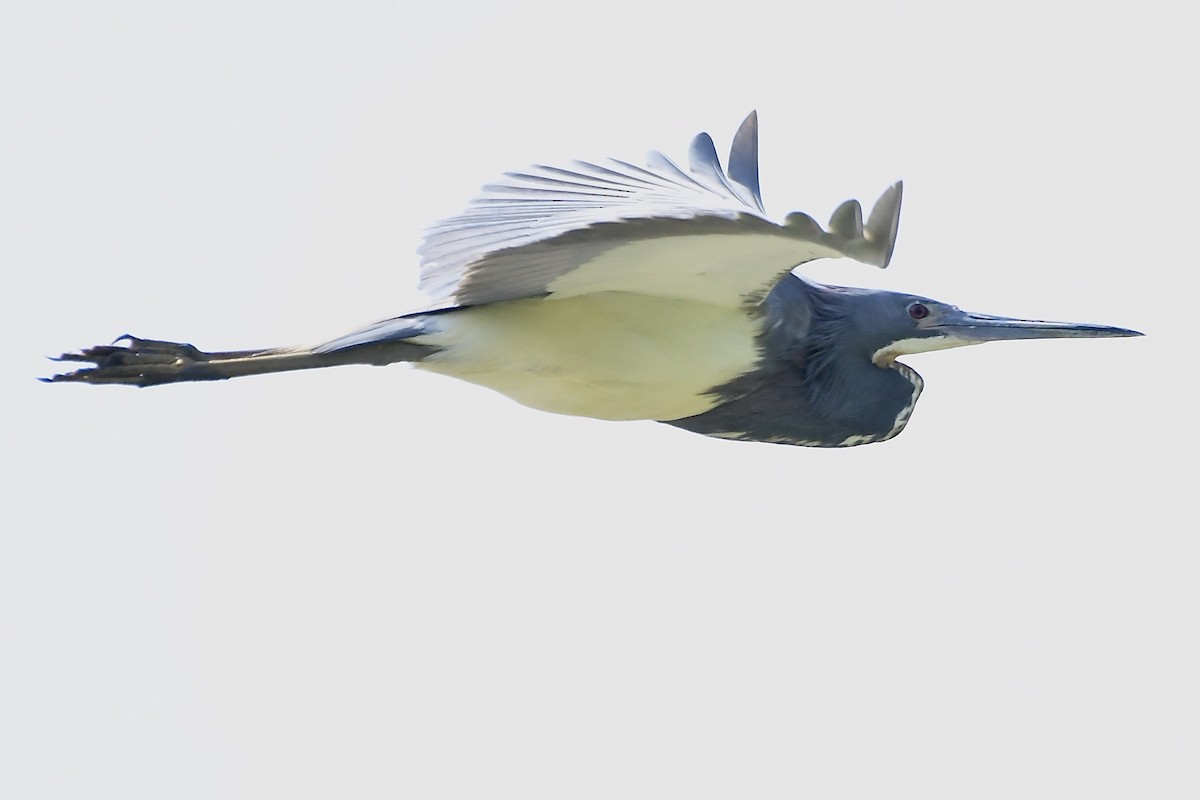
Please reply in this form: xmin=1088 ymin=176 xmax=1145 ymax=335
xmin=46 ymin=113 xmax=1141 ymax=447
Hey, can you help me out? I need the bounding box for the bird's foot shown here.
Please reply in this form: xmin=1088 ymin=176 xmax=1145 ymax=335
xmin=43 ymin=335 xmax=224 ymax=386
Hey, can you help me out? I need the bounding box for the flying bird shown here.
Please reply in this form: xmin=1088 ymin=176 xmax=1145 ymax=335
xmin=46 ymin=113 xmax=1141 ymax=447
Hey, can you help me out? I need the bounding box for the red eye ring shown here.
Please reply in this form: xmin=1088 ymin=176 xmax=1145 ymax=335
xmin=908 ymin=302 xmax=930 ymax=320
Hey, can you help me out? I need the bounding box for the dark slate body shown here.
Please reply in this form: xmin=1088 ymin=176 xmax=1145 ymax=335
xmin=665 ymin=275 xmax=920 ymax=447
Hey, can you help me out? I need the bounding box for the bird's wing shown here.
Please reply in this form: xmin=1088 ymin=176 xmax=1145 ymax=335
xmin=417 ymin=112 xmax=902 ymax=310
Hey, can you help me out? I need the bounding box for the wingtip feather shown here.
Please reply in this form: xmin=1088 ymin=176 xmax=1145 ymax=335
xmin=828 ymin=199 xmax=864 ymax=239
xmin=864 ymin=181 xmax=903 ymax=268
xmin=727 ymin=111 xmax=763 ymax=211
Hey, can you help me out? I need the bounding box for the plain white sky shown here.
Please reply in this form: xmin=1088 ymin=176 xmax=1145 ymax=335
xmin=3 ymin=1 xmax=1197 ymax=798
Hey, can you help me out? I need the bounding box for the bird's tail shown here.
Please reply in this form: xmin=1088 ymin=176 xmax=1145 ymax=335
xmin=44 ymin=318 xmax=438 ymax=387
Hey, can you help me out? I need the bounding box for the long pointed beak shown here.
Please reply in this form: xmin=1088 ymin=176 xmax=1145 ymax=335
xmin=936 ymin=310 xmax=1143 ymax=342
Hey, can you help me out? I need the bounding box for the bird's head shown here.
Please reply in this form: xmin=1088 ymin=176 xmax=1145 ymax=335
xmin=827 ymin=288 xmax=1143 ymax=367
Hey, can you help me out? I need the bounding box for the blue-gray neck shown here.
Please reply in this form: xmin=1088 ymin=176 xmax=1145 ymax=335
xmin=665 ymin=276 xmax=921 ymax=447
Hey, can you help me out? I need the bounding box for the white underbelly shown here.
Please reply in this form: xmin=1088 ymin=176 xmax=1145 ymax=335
xmin=413 ymin=292 xmax=762 ymax=420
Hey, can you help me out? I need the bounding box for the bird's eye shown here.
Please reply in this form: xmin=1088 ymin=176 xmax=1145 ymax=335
xmin=908 ymin=302 xmax=930 ymax=320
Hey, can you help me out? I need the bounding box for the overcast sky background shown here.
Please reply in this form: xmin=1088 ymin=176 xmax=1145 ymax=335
xmin=3 ymin=2 xmax=1197 ymax=798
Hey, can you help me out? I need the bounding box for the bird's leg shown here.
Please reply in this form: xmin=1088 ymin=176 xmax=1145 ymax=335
xmin=44 ymin=334 xmax=434 ymax=387
xmin=44 ymin=335 xmax=319 ymax=386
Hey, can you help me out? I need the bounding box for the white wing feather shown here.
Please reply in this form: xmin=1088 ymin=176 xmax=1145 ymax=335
xmin=417 ymin=112 xmax=902 ymax=310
